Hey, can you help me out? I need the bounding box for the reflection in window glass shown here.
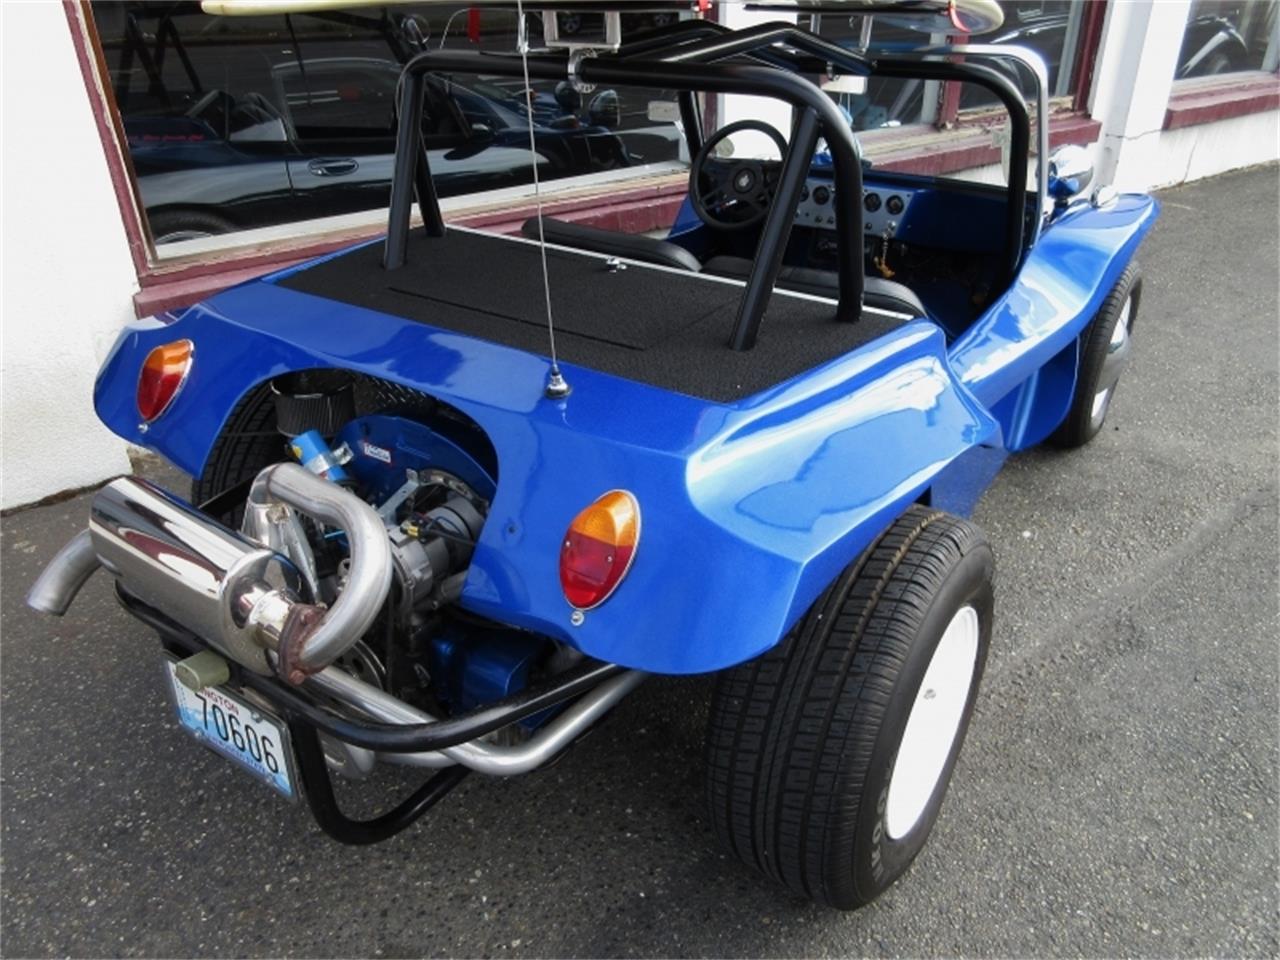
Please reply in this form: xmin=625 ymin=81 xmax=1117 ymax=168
xmin=1177 ymin=0 xmax=1280 ymax=78
xmin=812 ymin=13 xmax=942 ymax=131
xmin=812 ymin=0 xmax=1088 ymax=131
xmin=959 ymin=1 xmax=1086 ymax=106
xmin=89 ymin=2 xmax=686 ymax=245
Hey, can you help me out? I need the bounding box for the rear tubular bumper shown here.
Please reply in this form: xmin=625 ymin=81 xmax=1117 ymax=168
xmin=121 ymin=587 xmax=638 ymax=843
xmin=28 ymin=468 xmax=645 ymax=843
xmin=121 ymin=586 xmax=627 ymax=755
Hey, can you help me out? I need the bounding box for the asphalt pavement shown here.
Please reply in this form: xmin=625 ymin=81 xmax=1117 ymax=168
xmin=2 ymin=164 xmax=1277 ymax=958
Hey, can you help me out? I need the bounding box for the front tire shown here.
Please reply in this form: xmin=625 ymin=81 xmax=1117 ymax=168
xmin=705 ymin=506 xmax=994 ymax=909
xmin=1050 ymin=263 xmax=1142 ymax=448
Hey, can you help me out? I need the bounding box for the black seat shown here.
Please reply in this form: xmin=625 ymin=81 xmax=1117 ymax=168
xmin=521 ymin=217 xmax=703 ymax=273
xmin=703 ymin=255 xmax=930 ymax=319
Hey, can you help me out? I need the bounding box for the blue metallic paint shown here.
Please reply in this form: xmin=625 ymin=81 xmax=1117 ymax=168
xmin=92 ymin=191 xmax=1156 ymax=675
xmin=335 ymin=416 xmax=497 ymax=505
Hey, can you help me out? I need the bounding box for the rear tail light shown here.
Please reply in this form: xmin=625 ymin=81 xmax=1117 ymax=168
xmin=137 ymin=339 xmax=194 ymax=422
xmin=559 ymin=490 xmax=641 ymax=610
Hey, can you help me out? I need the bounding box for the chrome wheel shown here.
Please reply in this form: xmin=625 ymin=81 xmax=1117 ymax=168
xmin=1089 ymin=294 xmax=1133 ymax=430
xmin=885 ymin=604 xmax=980 ymax=840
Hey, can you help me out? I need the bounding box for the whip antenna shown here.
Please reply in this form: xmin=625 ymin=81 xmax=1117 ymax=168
xmin=516 ymin=0 xmax=570 ymax=399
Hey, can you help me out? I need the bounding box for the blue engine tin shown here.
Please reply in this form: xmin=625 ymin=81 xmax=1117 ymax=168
xmin=92 ymin=191 xmax=1156 ymax=675
xmin=335 ymin=415 xmax=497 ymax=506
xmin=429 ymin=628 xmax=550 ymax=718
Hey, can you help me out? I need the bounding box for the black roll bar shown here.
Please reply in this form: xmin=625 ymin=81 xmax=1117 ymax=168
xmin=874 ymin=57 xmax=1032 ymax=282
xmin=654 ymin=20 xmax=870 ymax=77
xmin=388 ymin=69 xmax=446 ymax=241
xmin=677 ymin=90 xmax=704 ymax=157
xmin=584 ymin=56 xmax=866 ymax=330
xmin=615 ymin=15 xmax=722 ymax=58
xmin=618 ymin=17 xmax=819 ymax=73
xmin=384 ymin=48 xmax=866 ymax=334
xmin=732 ymin=107 xmax=822 ymax=351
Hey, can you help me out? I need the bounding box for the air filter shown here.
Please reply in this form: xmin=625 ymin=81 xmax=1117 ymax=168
xmin=271 ymin=370 xmax=356 ymax=438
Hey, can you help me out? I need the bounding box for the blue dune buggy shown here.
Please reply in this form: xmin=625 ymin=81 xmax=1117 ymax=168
xmin=30 ymin=1 xmax=1156 ymax=909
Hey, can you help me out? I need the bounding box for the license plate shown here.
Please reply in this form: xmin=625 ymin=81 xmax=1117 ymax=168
xmin=164 ymin=658 xmax=296 ymax=800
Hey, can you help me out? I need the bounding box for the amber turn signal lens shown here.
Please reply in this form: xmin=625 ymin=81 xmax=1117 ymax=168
xmin=137 ymin=339 xmax=194 ymax=422
xmin=559 ymin=490 xmax=641 ymax=610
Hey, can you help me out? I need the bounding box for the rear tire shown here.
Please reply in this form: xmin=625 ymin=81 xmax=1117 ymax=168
xmin=149 ymin=209 xmax=236 ymax=245
xmin=705 ymin=505 xmax=994 ymax=909
xmin=190 ymin=384 xmax=283 ymax=524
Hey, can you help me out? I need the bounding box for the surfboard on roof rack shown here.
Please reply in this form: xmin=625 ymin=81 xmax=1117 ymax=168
xmin=201 ymin=0 xmax=1005 ymax=36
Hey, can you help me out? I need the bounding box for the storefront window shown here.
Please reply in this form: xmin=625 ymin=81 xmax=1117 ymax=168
xmin=89 ymin=2 xmax=686 ymax=250
xmin=812 ymin=0 xmax=1091 ymax=133
xmin=1175 ymin=0 xmax=1280 ymax=78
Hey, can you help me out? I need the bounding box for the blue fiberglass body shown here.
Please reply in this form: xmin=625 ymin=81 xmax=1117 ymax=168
xmin=92 ymin=191 xmax=1156 ymax=675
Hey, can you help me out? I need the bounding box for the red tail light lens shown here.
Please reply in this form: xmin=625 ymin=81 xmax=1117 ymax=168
xmin=137 ymin=339 xmax=194 ymax=422
xmin=559 ymin=490 xmax=641 ymax=610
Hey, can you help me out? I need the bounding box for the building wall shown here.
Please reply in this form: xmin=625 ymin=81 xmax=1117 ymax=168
xmin=1113 ymin=111 xmax=1280 ymax=192
xmin=1086 ymin=0 xmax=1280 ymax=191
xmin=0 ymin=1 xmax=1276 ymax=509
xmin=1 ymin=2 xmax=135 ymax=509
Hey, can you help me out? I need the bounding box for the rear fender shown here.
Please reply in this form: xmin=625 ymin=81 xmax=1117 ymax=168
xmin=686 ymin=322 xmax=999 ymax=642
xmin=93 ymin=292 xmax=995 ymax=674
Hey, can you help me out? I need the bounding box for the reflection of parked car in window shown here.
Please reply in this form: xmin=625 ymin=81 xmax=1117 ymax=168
xmin=128 ymin=61 xmax=633 ymax=243
xmin=1174 ymin=13 xmax=1251 ymax=77
xmin=99 ymin=2 xmax=638 ymax=244
xmin=981 ymin=10 xmax=1249 ymax=86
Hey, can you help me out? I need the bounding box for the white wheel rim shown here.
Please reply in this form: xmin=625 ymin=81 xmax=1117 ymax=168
xmin=884 ymin=605 xmax=980 ymax=840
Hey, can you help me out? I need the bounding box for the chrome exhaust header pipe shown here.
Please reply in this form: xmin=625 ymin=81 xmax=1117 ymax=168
xmin=305 ymin=664 xmax=648 ymax=776
xmin=244 ymin=464 xmax=392 ymax=678
xmin=27 ymin=464 xmax=392 ymax=684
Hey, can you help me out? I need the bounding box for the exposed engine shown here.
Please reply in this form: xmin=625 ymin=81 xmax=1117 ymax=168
xmin=245 ymin=373 xmax=561 ymax=741
xmin=26 ymin=370 xmax=643 ymax=787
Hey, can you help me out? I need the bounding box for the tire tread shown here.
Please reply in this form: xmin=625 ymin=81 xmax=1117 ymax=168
xmin=705 ymin=505 xmax=990 ymax=907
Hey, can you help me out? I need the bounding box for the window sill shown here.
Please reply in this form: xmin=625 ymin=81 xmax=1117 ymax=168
xmin=865 ymin=112 xmax=1102 ymax=177
xmin=1163 ymin=73 xmax=1280 ymax=131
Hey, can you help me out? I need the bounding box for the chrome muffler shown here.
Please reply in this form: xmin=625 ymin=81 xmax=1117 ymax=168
xmin=26 ymin=464 xmax=392 ymax=684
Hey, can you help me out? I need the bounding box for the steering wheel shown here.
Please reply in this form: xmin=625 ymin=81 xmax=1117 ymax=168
xmin=689 ymin=120 xmax=788 ymax=231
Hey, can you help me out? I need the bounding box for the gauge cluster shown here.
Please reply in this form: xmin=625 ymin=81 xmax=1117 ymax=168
xmin=794 ymin=179 xmax=915 ymax=238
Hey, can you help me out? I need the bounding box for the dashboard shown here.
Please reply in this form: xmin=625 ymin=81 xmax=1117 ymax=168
xmin=794 ymin=177 xmax=916 ymax=238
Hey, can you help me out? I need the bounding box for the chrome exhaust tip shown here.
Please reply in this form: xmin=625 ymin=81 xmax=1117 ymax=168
xmin=26 ymin=530 xmax=101 ymax=616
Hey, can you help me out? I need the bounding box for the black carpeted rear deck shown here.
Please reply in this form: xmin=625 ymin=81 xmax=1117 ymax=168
xmin=277 ymin=228 xmax=902 ymax=402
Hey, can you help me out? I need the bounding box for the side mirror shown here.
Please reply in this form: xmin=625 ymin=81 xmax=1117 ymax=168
xmin=587 ymin=89 xmax=620 ymax=129
xmin=444 ymin=123 xmax=495 ymax=162
xmin=1047 ymin=144 xmax=1094 ymax=205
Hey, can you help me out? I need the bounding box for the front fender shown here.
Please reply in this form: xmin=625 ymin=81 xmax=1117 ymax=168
xmin=952 ymin=192 xmax=1158 ymax=450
